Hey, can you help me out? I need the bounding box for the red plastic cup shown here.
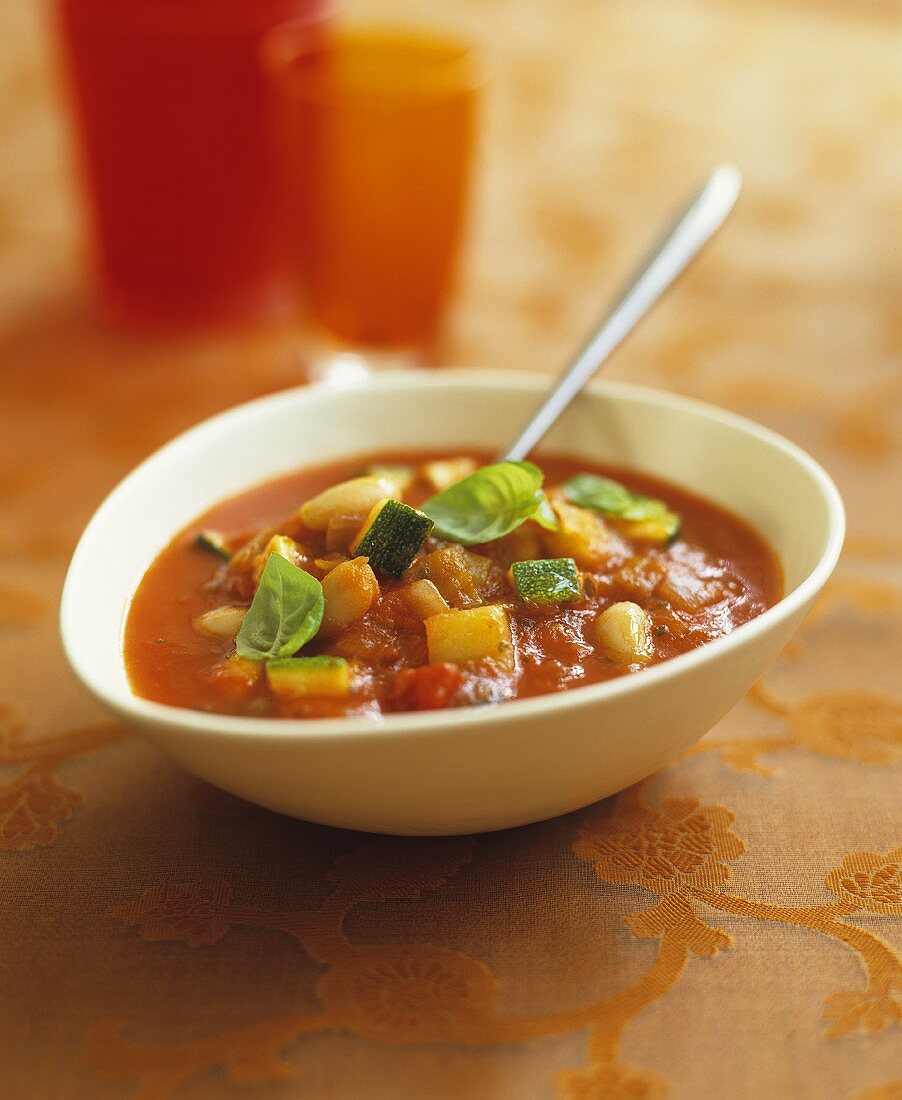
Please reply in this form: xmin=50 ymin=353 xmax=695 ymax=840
xmin=56 ymin=0 xmax=334 ymax=330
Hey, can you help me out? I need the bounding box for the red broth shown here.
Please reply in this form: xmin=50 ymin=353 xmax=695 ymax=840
xmin=124 ymin=451 xmax=782 ymax=718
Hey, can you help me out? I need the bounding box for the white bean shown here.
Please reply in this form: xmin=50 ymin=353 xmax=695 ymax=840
xmin=191 ymin=606 xmax=247 ymax=640
xmin=594 ymin=601 xmax=653 ymax=663
xmin=321 ymin=557 xmax=380 ymax=638
xmin=300 ymin=477 xmax=395 ymax=531
xmin=403 ymin=579 xmax=450 ymax=620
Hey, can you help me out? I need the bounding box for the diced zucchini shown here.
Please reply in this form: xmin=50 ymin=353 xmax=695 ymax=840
xmin=195 ymin=530 xmax=234 ymax=559
xmin=191 ymin=605 xmax=248 ymax=640
xmin=403 ymin=579 xmax=450 ymax=620
xmin=425 ymin=605 xmax=515 ymax=669
xmin=351 ymin=499 xmax=434 ymax=579
xmin=266 ymin=655 xmax=350 ymax=699
xmin=320 ymin=557 xmax=379 ymax=638
xmin=511 ymin=558 xmax=581 ymax=603
xmin=362 ymin=464 xmax=415 ymax=496
xmin=617 ymin=512 xmax=681 ymax=545
xmin=421 ymin=456 xmax=478 ymax=492
xmin=594 ymin=601 xmax=653 ymax=663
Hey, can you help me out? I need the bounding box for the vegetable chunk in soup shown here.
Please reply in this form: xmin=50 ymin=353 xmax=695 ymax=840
xmin=124 ymin=452 xmax=782 ymax=718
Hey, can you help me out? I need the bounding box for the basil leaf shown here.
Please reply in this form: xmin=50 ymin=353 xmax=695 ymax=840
xmin=563 ymin=473 xmax=672 ymax=522
xmin=421 ymin=461 xmax=557 ymax=545
xmin=563 ymin=474 xmax=633 ymax=514
xmin=235 ymin=553 xmax=324 ymax=660
xmin=533 ymin=491 xmax=560 ymax=532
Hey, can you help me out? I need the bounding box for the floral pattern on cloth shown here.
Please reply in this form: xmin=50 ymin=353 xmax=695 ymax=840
xmin=685 ymin=682 xmax=902 ymax=777
xmin=0 ymin=706 xmax=125 ymax=851
xmin=76 ymin=785 xmax=900 ymax=1098
xmin=826 ymin=849 xmax=902 ymax=918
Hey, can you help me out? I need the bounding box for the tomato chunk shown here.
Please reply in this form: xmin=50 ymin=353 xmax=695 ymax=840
xmin=393 ymin=663 xmax=464 ymax=711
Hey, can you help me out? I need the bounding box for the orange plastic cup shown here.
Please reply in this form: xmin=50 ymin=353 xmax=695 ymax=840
xmin=264 ymin=26 xmax=484 ymax=355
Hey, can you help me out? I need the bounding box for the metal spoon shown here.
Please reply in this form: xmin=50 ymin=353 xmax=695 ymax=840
xmin=498 ymin=164 xmax=742 ymax=462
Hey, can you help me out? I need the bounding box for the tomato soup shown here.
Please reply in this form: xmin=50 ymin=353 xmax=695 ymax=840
xmin=124 ymin=452 xmax=782 ymax=719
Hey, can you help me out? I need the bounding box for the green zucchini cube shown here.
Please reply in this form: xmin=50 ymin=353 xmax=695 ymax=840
xmin=352 ymin=499 xmax=434 ymax=579
xmin=511 ymin=557 xmax=581 ymax=603
xmin=266 ymin=656 xmax=350 ymax=699
xmin=195 ymin=530 xmax=233 ymax=559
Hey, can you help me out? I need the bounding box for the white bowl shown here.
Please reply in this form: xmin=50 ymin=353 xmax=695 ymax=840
xmin=61 ymin=371 xmax=844 ymax=834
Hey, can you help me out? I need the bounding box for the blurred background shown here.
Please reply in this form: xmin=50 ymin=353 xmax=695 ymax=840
xmin=2 ymin=1 xmax=898 ymax=391
xmin=0 ymin=0 xmax=898 ymax=671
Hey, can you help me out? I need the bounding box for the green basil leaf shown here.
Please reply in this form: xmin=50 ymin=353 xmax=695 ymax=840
xmin=235 ymin=553 xmax=324 ymax=660
xmin=563 ymin=473 xmax=671 ymax=522
xmin=533 ymin=492 xmax=560 ymax=531
xmin=421 ymin=461 xmax=557 ymax=545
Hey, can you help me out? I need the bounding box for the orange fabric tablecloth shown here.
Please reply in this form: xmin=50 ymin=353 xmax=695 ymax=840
xmin=1 ymin=1 xmax=899 ymax=1097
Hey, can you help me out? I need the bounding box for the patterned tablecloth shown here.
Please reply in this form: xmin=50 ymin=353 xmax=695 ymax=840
xmin=1 ymin=0 xmax=899 ymax=1097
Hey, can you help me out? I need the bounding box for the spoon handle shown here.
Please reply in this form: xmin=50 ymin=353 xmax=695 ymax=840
xmin=498 ymin=163 xmax=742 ymax=462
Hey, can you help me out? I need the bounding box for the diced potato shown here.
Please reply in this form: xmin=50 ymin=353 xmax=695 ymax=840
xmin=543 ymin=494 xmax=622 ymax=568
xmin=412 ymin=545 xmax=482 ymax=608
xmin=253 ymin=535 xmax=307 ymax=585
xmin=421 ymin=456 xmax=478 ymax=492
xmin=191 ymin=605 xmax=247 ymax=640
xmin=403 ymin=579 xmax=450 ymax=620
xmin=299 ymin=476 xmax=395 ymax=531
xmin=594 ymin=601 xmax=653 ymax=663
xmin=320 ymin=556 xmax=380 ymax=638
xmin=425 ymin=605 xmax=515 ymax=670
